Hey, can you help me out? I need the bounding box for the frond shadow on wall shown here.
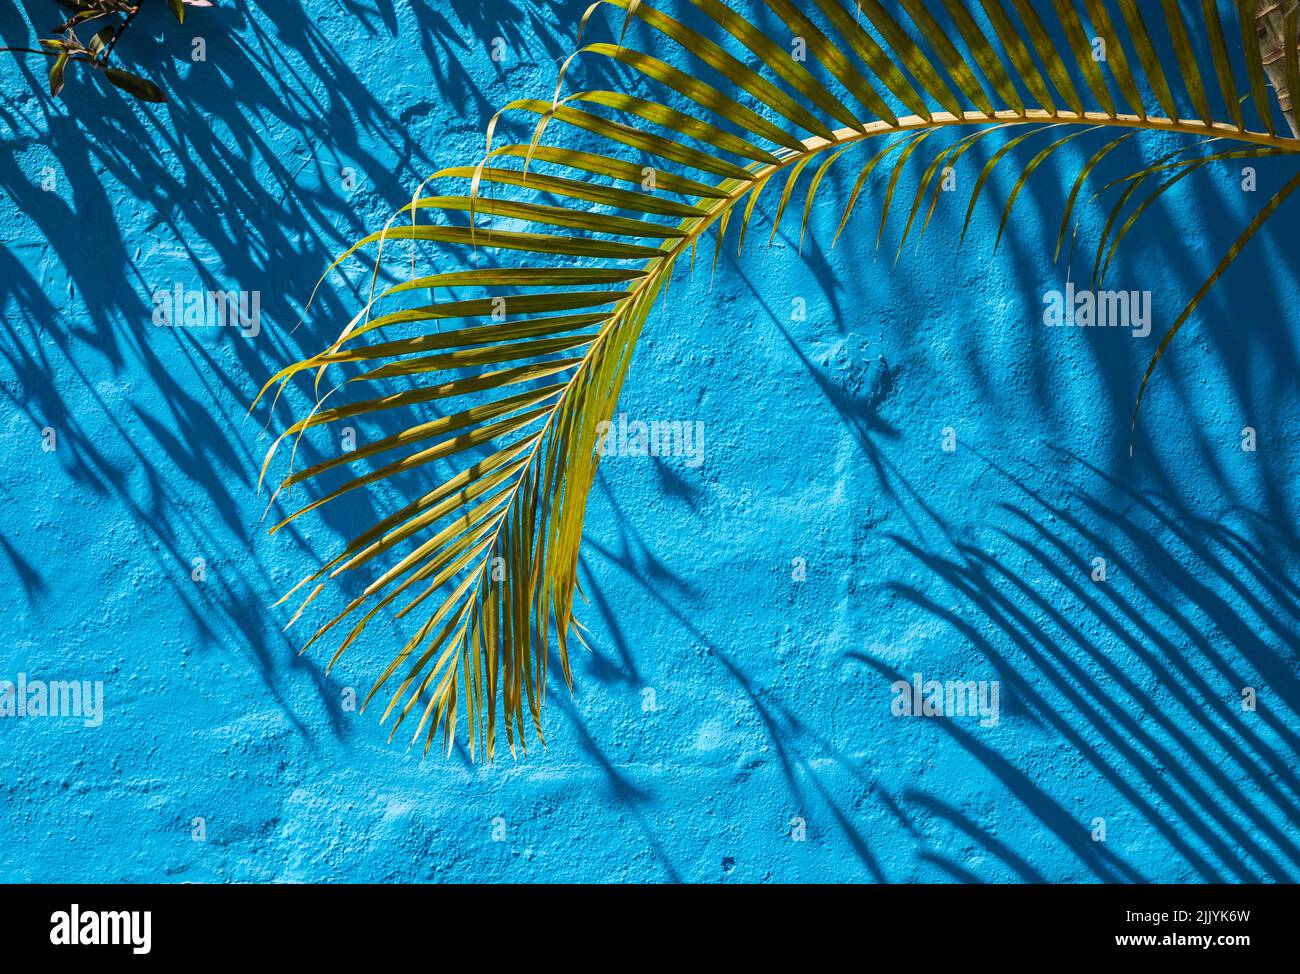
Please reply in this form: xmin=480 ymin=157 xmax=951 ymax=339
xmin=0 ymin=0 xmax=587 ymax=738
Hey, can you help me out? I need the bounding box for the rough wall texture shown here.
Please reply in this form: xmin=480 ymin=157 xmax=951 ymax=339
xmin=1 ymin=1 xmax=1298 ymax=883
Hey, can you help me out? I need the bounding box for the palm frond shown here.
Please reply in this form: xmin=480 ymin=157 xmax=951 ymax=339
xmin=258 ymin=0 xmax=1300 ymax=758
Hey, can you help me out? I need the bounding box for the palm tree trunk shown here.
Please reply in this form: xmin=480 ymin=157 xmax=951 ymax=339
xmin=1257 ymin=1 xmax=1300 ymax=137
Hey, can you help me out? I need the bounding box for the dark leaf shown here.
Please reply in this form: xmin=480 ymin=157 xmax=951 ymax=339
xmin=48 ymin=53 xmax=68 ymax=97
xmin=88 ymin=26 xmax=115 ymax=58
xmin=103 ymin=67 xmax=166 ymax=102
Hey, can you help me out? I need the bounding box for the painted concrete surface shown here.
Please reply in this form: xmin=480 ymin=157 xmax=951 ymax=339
xmin=0 ymin=1 xmax=1297 ymax=883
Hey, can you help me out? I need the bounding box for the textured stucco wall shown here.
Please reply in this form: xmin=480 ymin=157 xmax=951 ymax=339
xmin=1 ymin=1 xmax=1298 ymax=883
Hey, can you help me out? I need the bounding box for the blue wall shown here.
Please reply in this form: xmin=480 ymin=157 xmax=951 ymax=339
xmin=1 ymin=1 xmax=1298 ymax=883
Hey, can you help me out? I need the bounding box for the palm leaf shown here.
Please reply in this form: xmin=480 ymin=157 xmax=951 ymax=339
xmin=258 ymin=0 xmax=1300 ymax=759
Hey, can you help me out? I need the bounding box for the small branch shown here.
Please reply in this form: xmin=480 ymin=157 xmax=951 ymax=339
xmin=103 ymin=2 xmax=144 ymax=63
